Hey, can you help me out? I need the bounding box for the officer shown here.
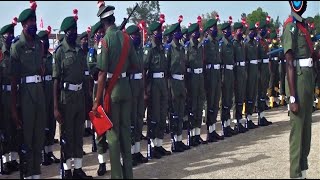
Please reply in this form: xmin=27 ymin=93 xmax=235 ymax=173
xmin=257 ymin=20 xmax=272 ymax=126
xmin=268 ymin=32 xmax=281 ymax=108
xmin=284 ymin=1 xmax=314 ymax=178
xmin=92 ymin=4 xmax=139 ymax=179
xmin=53 ymin=10 xmax=92 ymax=179
xmin=9 ymin=2 xmax=47 ymax=178
xmin=144 ymin=21 xmax=172 ymax=158
xmin=219 ymin=22 xmax=238 ymax=137
xmin=244 ymin=22 xmax=259 ymax=129
xmin=202 ymin=18 xmax=225 ymax=141
xmin=185 ymin=23 xmax=206 ymax=146
xmin=0 ymin=17 xmax=19 ymax=175
xmin=232 ymin=22 xmax=248 ymax=133
xmin=88 ymin=21 xmax=108 ymax=176
xmin=166 ymin=22 xmax=191 ymax=152
xmin=79 ymin=31 xmax=93 ymax=137
xmin=125 ymin=25 xmax=149 ymax=165
xmin=37 ymin=27 xmax=60 ymax=166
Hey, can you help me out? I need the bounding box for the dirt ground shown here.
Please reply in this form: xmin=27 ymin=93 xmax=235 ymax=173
xmin=2 ymin=106 xmax=319 ymax=179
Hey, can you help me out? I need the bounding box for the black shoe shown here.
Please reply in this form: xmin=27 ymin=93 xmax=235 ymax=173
xmin=7 ymin=160 xmax=19 ymax=172
xmin=247 ymin=120 xmax=258 ymax=129
xmin=258 ymin=117 xmax=269 ymax=126
xmin=64 ymin=169 xmax=73 ymax=179
xmin=97 ymin=163 xmax=107 ymax=176
xmin=227 ymin=126 xmax=238 ymax=136
xmin=141 ymin=134 xmax=148 ymax=141
xmin=73 ymin=168 xmax=93 ymax=179
xmin=54 ymin=139 xmax=59 ymax=144
xmin=151 ymin=148 xmax=162 ymax=159
xmin=207 ymin=132 xmax=218 ymax=143
xmin=273 ymin=102 xmax=280 ymax=108
xmin=1 ymin=163 xmax=12 ymax=175
xmin=47 ymin=152 xmax=60 ymax=163
xmin=179 ymin=141 xmax=190 ymax=150
xmin=172 ymin=142 xmax=184 ymax=153
xmin=42 ymin=153 xmax=53 ymax=166
xmin=135 ymin=152 xmax=148 ymax=164
xmin=223 ymin=128 xmax=232 ymax=137
xmin=155 ymin=146 xmax=171 ymax=156
xmin=235 ymin=123 xmax=247 ymax=134
xmin=189 ymin=136 xmax=198 ymax=147
xmin=212 ymin=131 xmax=224 ymax=140
xmin=83 ymin=151 xmax=87 ymax=156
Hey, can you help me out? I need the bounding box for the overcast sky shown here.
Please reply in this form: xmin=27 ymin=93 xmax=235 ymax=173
xmin=0 ymin=1 xmax=319 ymax=35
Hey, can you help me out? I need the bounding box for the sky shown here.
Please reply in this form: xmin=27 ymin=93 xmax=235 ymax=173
xmin=0 ymin=1 xmax=319 ymax=35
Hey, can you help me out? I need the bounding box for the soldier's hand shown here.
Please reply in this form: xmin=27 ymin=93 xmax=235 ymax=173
xmin=92 ymin=101 xmax=102 ymax=118
xmin=54 ymin=108 xmax=63 ymax=124
xmin=12 ymin=110 xmax=22 ymax=129
xmin=290 ymin=103 xmax=299 ymax=114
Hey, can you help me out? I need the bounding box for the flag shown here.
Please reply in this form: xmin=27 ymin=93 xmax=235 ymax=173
xmin=40 ymin=17 xmax=44 ymax=30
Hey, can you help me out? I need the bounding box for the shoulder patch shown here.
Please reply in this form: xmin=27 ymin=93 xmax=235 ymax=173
xmin=12 ymin=35 xmax=20 ymax=44
xmin=100 ymin=39 xmax=107 ymax=50
xmin=89 ymin=47 xmax=95 ymax=57
xmin=145 ymin=42 xmax=152 ymax=48
xmin=219 ymin=40 xmax=223 ymax=47
xmin=203 ymin=38 xmax=209 ymax=45
xmin=165 ymin=43 xmax=171 ymax=51
xmin=54 ymin=44 xmax=62 ymax=53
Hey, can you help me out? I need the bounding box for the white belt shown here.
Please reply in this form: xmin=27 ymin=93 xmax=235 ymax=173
xmin=22 ymin=75 xmax=42 ymax=84
xmin=84 ymin=71 xmax=90 ymax=76
xmin=45 ymin=75 xmax=52 ymax=81
xmin=153 ymin=72 xmax=165 ymax=78
xmin=94 ymin=81 xmax=98 ymax=84
xmin=250 ymin=60 xmax=258 ymax=64
xmin=272 ymin=57 xmax=279 ymax=61
xmin=130 ymin=73 xmax=143 ymax=80
xmin=2 ymin=85 xmax=11 ymax=91
xmin=237 ymin=61 xmax=246 ymax=66
xmin=172 ymin=74 xmax=184 ymax=80
xmin=107 ymin=72 xmax=127 ymax=79
xmin=64 ymin=83 xmax=83 ymax=91
xmin=193 ymin=68 xmax=203 ymax=74
xmin=262 ymin=59 xmax=269 ymax=63
xmin=225 ymin=65 xmax=234 ymax=70
xmin=279 ymin=60 xmax=286 ymax=64
xmin=186 ymin=68 xmax=191 ymax=73
xmin=294 ymin=58 xmax=313 ymax=67
xmin=206 ymin=64 xmax=221 ymax=70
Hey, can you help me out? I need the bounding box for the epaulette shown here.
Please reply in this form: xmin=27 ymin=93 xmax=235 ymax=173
xmin=184 ymin=41 xmax=190 ymax=48
xmin=89 ymin=47 xmax=95 ymax=57
xmin=145 ymin=42 xmax=152 ymax=48
xmin=54 ymin=44 xmax=62 ymax=53
xmin=219 ymin=40 xmax=223 ymax=47
xmin=12 ymin=35 xmax=20 ymax=43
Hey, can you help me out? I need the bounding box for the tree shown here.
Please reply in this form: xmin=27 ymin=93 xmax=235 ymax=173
xmin=314 ymin=14 xmax=320 ymax=34
xmin=246 ymin=7 xmax=269 ymax=25
xmin=126 ymin=1 xmax=161 ymax=25
xmin=200 ymin=10 xmax=219 ymax=27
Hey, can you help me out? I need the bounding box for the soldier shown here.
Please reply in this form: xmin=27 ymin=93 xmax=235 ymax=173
xmin=0 ymin=17 xmax=20 ymax=175
xmin=185 ymin=23 xmax=206 ymax=146
xmin=257 ymin=20 xmax=272 ymax=126
xmin=268 ymin=32 xmax=282 ymax=108
xmin=144 ymin=21 xmax=172 ymax=158
xmin=278 ymin=35 xmax=287 ymax=107
xmin=53 ymin=10 xmax=92 ymax=179
xmin=219 ymin=22 xmax=238 ymax=137
xmin=283 ymin=1 xmax=315 ymax=178
xmin=202 ymin=18 xmax=225 ymax=141
xmin=88 ymin=21 xmax=108 ymax=176
xmin=92 ymin=4 xmax=139 ymax=179
xmin=125 ymin=25 xmax=149 ymax=165
xmin=79 ymin=31 xmax=93 ymax=138
xmin=232 ymin=22 xmax=248 ymax=133
xmin=9 ymin=2 xmax=47 ymax=178
xmin=244 ymin=22 xmax=259 ymax=129
xmin=37 ymin=27 xmax=60 ymax=166
xmin=166 ymin=22 xmax=191 ymax=152
xmin=315 ymin=35 xmax=320 ymax=109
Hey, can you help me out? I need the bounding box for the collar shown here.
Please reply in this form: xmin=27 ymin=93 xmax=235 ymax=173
xmin=62 ymin=38 xmax=76 ymax=52
xmin=171 ymin=40 xmax=180 ymax=49
xmin=106 ymin=24 xmax=117 ymax=34
xmin=222 ymin=36 xmax=230 ymax=45
xmin=19 ymin=31 xmax=39 ymax=48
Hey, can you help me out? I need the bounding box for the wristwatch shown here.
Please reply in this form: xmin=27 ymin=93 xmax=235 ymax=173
xmin=290 ymin=96 xmax=296 ymax=104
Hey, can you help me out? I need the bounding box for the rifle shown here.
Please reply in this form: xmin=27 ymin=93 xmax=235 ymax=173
xmin=59 ymin=124 xmax=66 ymax=179
xmin=118 ymin=3 xmax=139 ymax=31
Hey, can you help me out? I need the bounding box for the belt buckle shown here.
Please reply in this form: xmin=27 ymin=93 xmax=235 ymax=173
xmin=161 ymin=73 xmax=164 ymax=78
xmin=77 ymin=86 xmax=81 ymax=91
xmin=36 ymin=76 xmax=41 ymax=83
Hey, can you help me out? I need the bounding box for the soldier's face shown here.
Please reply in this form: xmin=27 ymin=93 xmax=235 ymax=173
xmin=3 ymin=31 xmax=14 ymax=47
xmin=23 ymin=17 xmax=37 ymax=37
xmin=153 ymin=29 xmax=162 ymax=45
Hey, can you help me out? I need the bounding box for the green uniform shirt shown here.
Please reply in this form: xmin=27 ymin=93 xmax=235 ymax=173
xmin=44 ymin=52 xmax=53 ymax=76
xmin=129 ymin=46 xmax=143 ymax=74
xmin=186 ymin=39 xmax=203 ymax=69
xmin=144 ymin=40 xmax=168 ymax=74
xmin=220 ymin=37 xmax=234 ymax=65
xmin=96 ymin=25 xmax=138 ymax=102
xmin=9 ymin=32 xmax=44 ymax=77
xmin=1 ymin=44 xmax=11 ymax=85
xmin=204 ymin=35 xmax=220 ymax=64
xmin=245 ymin=39 xmax=259 ymax=61
xmin=283 ymin=21 xmax=311 ymax=59
xmin=233 ymin=39 xmax=245 ymax=62
xmin=167 ymin=40 xmax=186 ymax=75
xmin=258 ymin=38 xmax=269 ymax=59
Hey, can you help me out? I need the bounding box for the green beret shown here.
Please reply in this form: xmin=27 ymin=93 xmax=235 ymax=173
xmin=220 ymin=23 xmax=231 ymax=31
xmin=126 ymin=25 xmax=139 ymax=35
xmin=79 ymin=32 xmax=88 ymax=40
xmin=169 ymin=23 xmax=181 ymax=34
xmin=148 ymin=21 xmax=162 ymax=34
xmin=60 ymin=16 xmax=77 ymax=32
xmin=259 ymin=20 xmax=267 ymax=29
xmin=188 ymin=23 xmax=199 ymax=34
xmin=203 ymin=19 xmax=217 ymax=32
xmin=249 ymin=22 xmax=256 ymax=30
xmin=233 ymin=22 xmax=243 ymax=30
xmin=90 ymin=21 xmax=103 ymax=38
xmin=18 ymin=9 xmax=36 ymax=23
xmin=97 ymin=5 xmax=115 ymax=19
xmin=0 ymin=24 xmax=14 ymax=35
xmin=270 ymin=32 xmax=277 ymax=39
xmin=37 ymin=31 xmax=48 ymax=39
xmin=181 ymin=28 xmax=188 ymax=35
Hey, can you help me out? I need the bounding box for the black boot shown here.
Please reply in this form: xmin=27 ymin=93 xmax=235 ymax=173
xmin=135 ymin=152 xmax=148 ymax=164
xmin=223 ymin=127 xmax=232 ymax=137
xmin=132 ymin=154 xmax=138 ymax=167
xmin=227 ymin=126 xmax=238 ymax=136
xmin=212 ymin=131 xmax=224 ymax=140
xmin=8 ymin=160 xmax=19 ymax=172
xmin=1 ymin=163 xmax=12 ymax=175
xmin=189 ymin=136 xmax=198 ymax=147
xmin=64 ymin=169 xmax=73 ymax=179
xmin=156 ymin=146 xmax=171 ymax=156
xmin=151 ymin=147 xmax=162 ymax=159
xmin=247 ymin=119 xmax=258 ymax=129
xmin=172 ymin=142 xmax=184 ymax=153
xmin=42 ymin=153 xmax=52 ymax=166
xmin=54 ymin=139 xmax=59 ymax=144
xmin=73 ymin=168 xmax=93 ymax=179
xmin=236 ymin=122 xmax=247 ymax=134
xmin=179 ymin=141 xmax=190 ymax=150
xmin=47 ymin=152 xmax=60 ymax=163
xmin=97 ymin=163 xmax=107 ymax=176
xmin=207 ymin=132 xmax=218 ymax=143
